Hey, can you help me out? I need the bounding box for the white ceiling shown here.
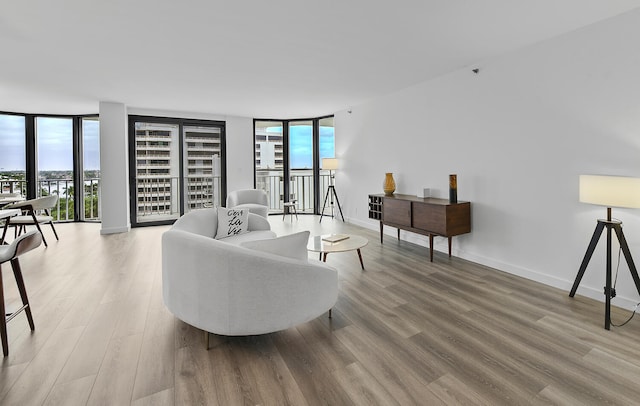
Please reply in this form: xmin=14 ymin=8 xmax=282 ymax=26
xmin=1 ymin=1 xmax=639 ymax=118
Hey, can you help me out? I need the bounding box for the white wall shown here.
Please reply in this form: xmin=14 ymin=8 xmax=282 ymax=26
xmin=99 ymin=102 xmax=130 ymax=234
xmin=337 ymin=9 xmax=640 ymax=309
xmin=225 ymin=116 xmax=255 ymax=191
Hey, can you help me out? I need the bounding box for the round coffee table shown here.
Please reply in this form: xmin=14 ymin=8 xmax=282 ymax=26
xmin=307 ymin=234 xmax=368 ymax=270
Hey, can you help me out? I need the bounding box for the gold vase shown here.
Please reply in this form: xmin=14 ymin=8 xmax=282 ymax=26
xmin=383 ymin=173 xmax=396 ymax=195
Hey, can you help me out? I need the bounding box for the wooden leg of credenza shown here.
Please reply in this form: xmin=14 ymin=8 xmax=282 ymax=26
xmin=448 ymin=237 xmax=452 ymax=257
xmin=429 ymin=234 xmax=434 ymax=262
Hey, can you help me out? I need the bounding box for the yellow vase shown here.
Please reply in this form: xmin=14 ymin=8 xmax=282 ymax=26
xmin=383 ymin=173 xmax=396 ymax=195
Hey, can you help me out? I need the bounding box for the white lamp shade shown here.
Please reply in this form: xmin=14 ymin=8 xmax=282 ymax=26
xmin=579 ymin=175 xmax=640 ymax=209
xmin=322 ymin=158 xmax=338 ymax=170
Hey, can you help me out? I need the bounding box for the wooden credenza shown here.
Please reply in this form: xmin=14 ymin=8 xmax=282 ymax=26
xmin=368 ymin=194 xmax=471 ymax=262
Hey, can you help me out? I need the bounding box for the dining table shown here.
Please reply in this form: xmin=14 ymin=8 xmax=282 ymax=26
xmin=0 ymin=196 xmax=25 ymax=208
xmin=0 ymin=208 xmax=21 ymax=244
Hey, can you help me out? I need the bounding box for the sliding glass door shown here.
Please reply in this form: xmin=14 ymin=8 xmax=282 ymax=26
xmin=253 ymin=115 xmax=334 ymax=215
xmin=81 ymin=117 xmax=101 ymax=221
xmin=132 ymin=121 xmax=181 ymax=224
xmin=318 ymin=116 xmax=335 ymax=215
xmin=254 ymin=120 xmax=284 ymax=212
xmin=0 ymin=114 xmax=26 ymax=195
xmin=129 ymin=116 xmax=226 ymax=226
xmin=288 ymin=120 xmax=314 ymax=213
xmin=183 ymin=125 xmax=223 ymax=211
xmin=36 ymin=117 xmax=74 ymax=221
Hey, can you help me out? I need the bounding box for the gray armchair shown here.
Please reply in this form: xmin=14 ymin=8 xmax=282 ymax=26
xmin=226 ymin=189 xmax=269 ymax=217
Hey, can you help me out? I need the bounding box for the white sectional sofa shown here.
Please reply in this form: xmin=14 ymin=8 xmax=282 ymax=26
xmin=162 ymin=208 xmax=338 ymax=337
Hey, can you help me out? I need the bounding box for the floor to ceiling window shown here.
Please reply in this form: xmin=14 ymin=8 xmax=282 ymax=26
xmin=129 ymin=116 xmax=226 ymax=227
xmin=82 ymin=117 xmax=101 ymax=220
xmin=183 ymin=125 xmax=223 ymax=211
xmin=36 ymin=116 xmax=74 ymax=221
xmin=253 ymin=115 xmax=334 ymax=215
xmin=318 ymin=116 xmax=335 ymax=216
xmin=0 ymin=112 xmax=100 ymax=222
xmin=0 ymin=114 xmax=26 ymax=195
xmin=132 ymin=121 xmax=181 ymax=224
xmin=288 ymin=120 xmax=314 ymax=213
xmin=254 ymin=120 xmax=285 ymax=212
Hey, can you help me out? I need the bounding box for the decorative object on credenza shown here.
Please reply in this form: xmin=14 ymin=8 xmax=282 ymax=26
xmin=383 ymin=173 xmax=396 ymax=196
xmin=417 ymin=188 xmax=431 ymax=198
xmin=570 ymin=174 xmax=640 ymax=330
xmin=320 ymin=158 xmax=345 ymax=223
xmin=449 ymin=174 xmax=457 ymax=203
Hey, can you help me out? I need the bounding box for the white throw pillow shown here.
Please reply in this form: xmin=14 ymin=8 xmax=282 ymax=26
xmin=215 ymin=208 xmax=249 ymax=239
xmin=240 ymin=231 xmax=310 ymax=261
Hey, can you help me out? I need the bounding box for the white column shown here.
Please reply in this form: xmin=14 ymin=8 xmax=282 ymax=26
xmin=99 ymin=101 xmax=131 ymax=234
xmin=225 ymin=116 xmax=254 ymax=191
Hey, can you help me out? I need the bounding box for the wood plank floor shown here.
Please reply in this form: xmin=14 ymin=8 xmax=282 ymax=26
xmin=2 ymin=215 xmax=640 ymax=405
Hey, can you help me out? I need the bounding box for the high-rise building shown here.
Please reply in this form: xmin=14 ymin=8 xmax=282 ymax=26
xmin=254 ymin=126 xmax=284 ymax=169
xmin=134 ymin=125 xmax=178 ymax=218
xmin=134 ymin=123 xmax=223 ymax=220
xmin=253 ymin=125 xmax=284 ymax=208
xmin=183 ymin=126 xmax=222 ymax=209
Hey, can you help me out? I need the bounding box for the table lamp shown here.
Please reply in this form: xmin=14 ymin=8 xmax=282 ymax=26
xmin=570 ymin=175 xmax=640 ymax=329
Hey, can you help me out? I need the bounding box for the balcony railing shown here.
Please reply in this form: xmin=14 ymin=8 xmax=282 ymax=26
xmin=1 ymin=179 xmax=27 ymax=195
xmin=5 ymin=171 xmax=335 ymax=222
xmin=185 ymin=176 xmax=222 ymax=209
xmin=136 ymin=177 xmax=180 ymax=221
xmin=84 ymin=178 xmax=101 ymax=221
xmin=135 ymin=176 xmax=222 ymax=222
xmin=255 ymin=169 xmax=332 ymax=214
xmin=1 ymin=178 xmax=101 ymax=222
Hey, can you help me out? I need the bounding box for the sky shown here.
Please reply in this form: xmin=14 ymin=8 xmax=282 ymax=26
xmin=275 ymin=124 xmax=335 ymax=169
xmin=0 ymin=114 xmax=100 ymax=171
xmin=0 ymin=114 xmax=27 ymax=171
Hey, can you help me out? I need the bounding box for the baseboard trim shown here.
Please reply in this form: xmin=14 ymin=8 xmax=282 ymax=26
xmin=100 ymin=225 xmax=131 ymax=235
xmin=347 ymin=216 xmax=639 ymax=311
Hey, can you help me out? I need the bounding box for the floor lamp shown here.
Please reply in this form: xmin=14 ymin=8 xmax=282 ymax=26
xmin=319 ymin=158 xmax=345 ymax=223
xmin=570 ymin=175 xmax=640 ymax=330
